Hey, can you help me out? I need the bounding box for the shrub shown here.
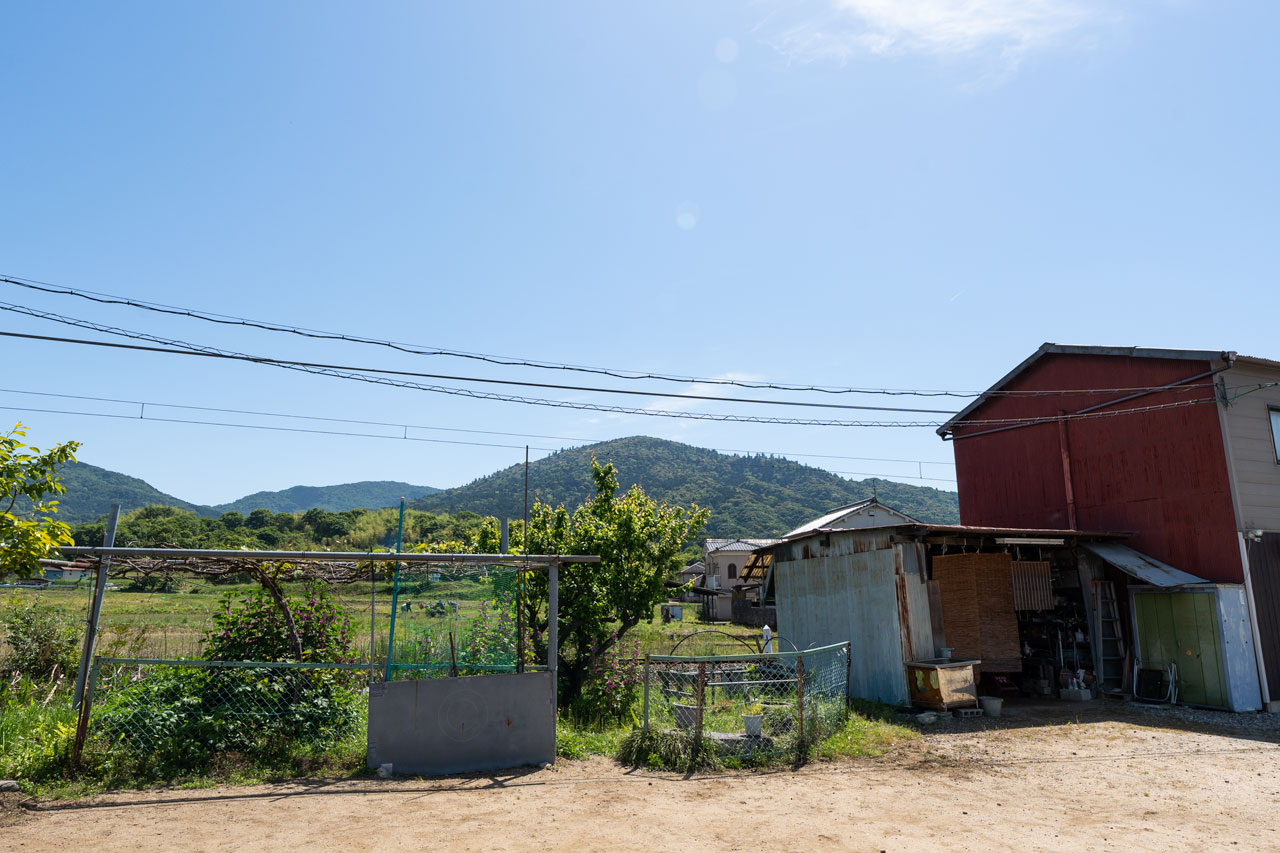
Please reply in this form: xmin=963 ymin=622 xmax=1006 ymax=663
xmin=573 ymin=634 xmax=643 ymax=723
xmin=0 ymin=594 xmax=80 ymax=682
xmin=92 ymin=665 xmax=364 ymax=775
xmin=203 ymin=584 xmax=356 ymax=663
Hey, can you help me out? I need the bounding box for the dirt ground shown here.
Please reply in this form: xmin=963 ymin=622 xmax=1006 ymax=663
xmin=5 ymin=700 xmax=1280 ymax=852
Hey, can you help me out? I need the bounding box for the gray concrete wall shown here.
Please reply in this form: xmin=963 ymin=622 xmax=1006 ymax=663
xmin=367 ymin=671 xmax=555 ymax=776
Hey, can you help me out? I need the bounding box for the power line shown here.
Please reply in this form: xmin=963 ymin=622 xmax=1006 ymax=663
xmin=0 ymin=386 xmax=958 ymax=469
xmin=0 ymin=312 xmax=1229 ymax=429
xmin=0 ymin=304 xmax=955 ymax=415
xmin=0 ymin=274 xmax=1229 ymax=399
xmin=0 ymin=402 xmax=957 ymax=484
xmin=0 ymin=329 xmax=941 ymax=428
xmin=0 ymin=328 xmax=1227 ymax=429
xmin=0 ymin=275 xmax=968 ymax=396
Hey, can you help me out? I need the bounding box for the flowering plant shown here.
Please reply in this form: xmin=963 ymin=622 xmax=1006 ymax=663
xmin=574 ymin=632 xmax=643 ymax=722
xmin=204 ymin=584 xmax=356 ymax=663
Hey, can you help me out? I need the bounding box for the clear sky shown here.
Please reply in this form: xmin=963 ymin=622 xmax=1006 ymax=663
xmin=1 ymin=1 xmax=1276 ymax=505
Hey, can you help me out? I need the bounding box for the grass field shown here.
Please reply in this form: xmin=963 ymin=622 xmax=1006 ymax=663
xmin=0 ymin=580 xmax=761 ymax=663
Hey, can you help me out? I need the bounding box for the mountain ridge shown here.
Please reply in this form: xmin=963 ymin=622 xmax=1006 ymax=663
xmin=411 ymin=436 xmax=958 ymax=537
xmin=44 ymin=437 xmax=959 ymax=536
xmin=44 ymin=461 xmax=441 ymax=523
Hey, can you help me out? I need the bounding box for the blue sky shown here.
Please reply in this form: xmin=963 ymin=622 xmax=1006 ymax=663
xmin=1 ymin=1 xmax=1276 ymax=505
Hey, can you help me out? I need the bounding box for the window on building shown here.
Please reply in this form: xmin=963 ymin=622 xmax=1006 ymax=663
xmin=1271 ymin=408 xmax=1280 ymax=463
xmin=727 ymin=563 xmax=737 ymax=579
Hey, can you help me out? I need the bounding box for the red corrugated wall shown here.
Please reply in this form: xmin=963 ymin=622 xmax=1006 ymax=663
xmin=951 ymin=352 xmax=1243 ymax=583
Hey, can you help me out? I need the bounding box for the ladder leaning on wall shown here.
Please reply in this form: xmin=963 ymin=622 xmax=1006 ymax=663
xmin=1093 ymin=580 xmax=1127 ymax=694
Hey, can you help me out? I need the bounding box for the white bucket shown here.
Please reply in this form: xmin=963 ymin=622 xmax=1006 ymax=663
xmin=978 ymin=696 xmax=1003 ymax=718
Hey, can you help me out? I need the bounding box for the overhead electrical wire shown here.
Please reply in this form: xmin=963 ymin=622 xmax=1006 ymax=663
xmin=0 ymin=328 xmax=940 ymax=427
xmin=0 ymin=303 xmax=954 ymax=415
xmin=0 ymin=274 xmax=1229 ymax=399
xmin=0 ymin=325 xmax=1229 ymax=431
xmin=0 ymin=386 xmax=960 ymax=480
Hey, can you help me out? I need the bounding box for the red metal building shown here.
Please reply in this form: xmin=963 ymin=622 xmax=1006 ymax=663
xmin=939 ymin=344 xmax=1280 ymax=707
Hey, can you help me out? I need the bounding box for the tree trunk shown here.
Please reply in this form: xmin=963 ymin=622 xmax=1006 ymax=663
xmin=254 ymin=567 xmax=305 ymax=660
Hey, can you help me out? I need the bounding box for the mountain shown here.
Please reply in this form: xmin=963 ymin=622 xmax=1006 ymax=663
xmin=411 ymin=436 xmax=959 ymax=538
xmin=45 ymin=462 xmax=440 ymax=523
xmin=208 ymin=482 xmax=440 ymax=515
xmin=42 ymin=461 xmax=203 ymax=524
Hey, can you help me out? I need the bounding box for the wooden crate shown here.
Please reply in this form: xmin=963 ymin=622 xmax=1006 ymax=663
xmin=906 ymin=660 xmax=980 ymax=710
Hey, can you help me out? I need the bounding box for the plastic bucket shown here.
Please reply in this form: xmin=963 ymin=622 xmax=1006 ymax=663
xmin=978 ymin=696 xmax=1003 ymax=717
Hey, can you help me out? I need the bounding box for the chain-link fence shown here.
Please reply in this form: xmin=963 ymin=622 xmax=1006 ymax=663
xmin=87 ymin=658 xmax=371 ymax=770
xmin=642 ymin=642 xmax=849 ymax=765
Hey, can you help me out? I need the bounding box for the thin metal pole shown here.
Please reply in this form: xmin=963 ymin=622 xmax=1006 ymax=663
xmin=518 ymin=447 xmax=528 ymax=673
xmin=382 ymin=498 xmax=406 ymax=682
xmin=642 ymin=654 xmax=651 ymax=731
xmin=695 ymin=662 xmax=706 ymax=763
xmin=74 ymin=504 xmax=118 ymax=710
xmin=548 ymin=559 xmax=558 ymax=686
xmin=72 ymin=656 xmax=102 ymax=765
xmin=369 ymin=560 xmax=376 ymax=683
xmin=796 ymin=655 xmax=806 ymax=748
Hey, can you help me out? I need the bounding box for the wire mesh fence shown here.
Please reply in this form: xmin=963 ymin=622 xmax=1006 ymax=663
xmin=87 ymin=658 xmax=371 ymax=769
xmin=642 ymin=642 xmax=849 ymax=765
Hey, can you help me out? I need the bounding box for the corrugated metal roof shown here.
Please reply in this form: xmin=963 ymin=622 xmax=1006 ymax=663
xmin=1080 ymin=542 xmax=1208 ymax=587
xmin=777 ymin=523 xmax=1128 ymax=543
xmin=705 ymin=538 xmax=782 ymax=552
xmin=783 ymin=499 xmax=919 ymax=538
xmin=937 ymin=342 xmax=1239 ymax=437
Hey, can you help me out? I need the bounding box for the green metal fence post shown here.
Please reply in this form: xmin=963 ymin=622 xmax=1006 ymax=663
xmin=383 ymin=498 xmax=407 ymax=682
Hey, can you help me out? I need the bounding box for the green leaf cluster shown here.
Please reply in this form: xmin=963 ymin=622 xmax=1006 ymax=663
xmin=0 ymin=423 xmax=80 ymax=578
xmin=522 ymin=457 xmax=709 ymax=706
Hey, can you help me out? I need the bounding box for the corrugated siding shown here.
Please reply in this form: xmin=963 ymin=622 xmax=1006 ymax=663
xmin=1011 ymin=561 xmax=1053 ymax=610
xmin=1222 ymin=364 xmax=1280 ymax=531
xmin=1246 ymin=533 xmax=1280 ymax=702
xmin=773 ymin=547 xmax=908 ymax=706
xmin=952 ymin=352 xmax=1243 ymax=583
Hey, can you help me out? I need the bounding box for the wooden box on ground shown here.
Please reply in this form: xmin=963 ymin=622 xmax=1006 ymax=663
xmin=906 ymin=659 xmax=980 ymax=710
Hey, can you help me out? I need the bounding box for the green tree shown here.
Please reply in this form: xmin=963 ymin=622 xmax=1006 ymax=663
xmin=0 ymin=423 xmax=80 ymax=578
xmin=522 ymin=458 xmax=709 ymax=707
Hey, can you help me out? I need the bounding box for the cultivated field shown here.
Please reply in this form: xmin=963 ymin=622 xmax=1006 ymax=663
xmin=5 ymin=699 xmax=1278 ymax=851
xmin=0 ymin=581 xmax=755 ymax=662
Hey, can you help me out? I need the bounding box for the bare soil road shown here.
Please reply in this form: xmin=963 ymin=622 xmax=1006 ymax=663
xmin=6 ymin=701 xmax=1280 ymax=852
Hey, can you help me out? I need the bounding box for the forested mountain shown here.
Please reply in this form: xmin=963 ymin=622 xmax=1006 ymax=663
xmin=48 ymin=437 xmax=958 ymax=537
xmin=46 ymin=462 xmax=439 ymax=524
xmin=44 ymin=461 xmax=203 ymax=524
xmin=208 ymin=482 xmax=439 ymax=515
xmin=412 ymin=436 xmax=959 ymax=537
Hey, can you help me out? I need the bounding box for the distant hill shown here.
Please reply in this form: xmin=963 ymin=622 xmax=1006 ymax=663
xmin=209 ymin=482 xmax=440 ymax=515
xmin=44 ymin=461 xmax=202 ymax=524
xmin=411 ymin=436 xmax=959 ymax=538
xmin=44 ymin=462 xmax=440 ymax=523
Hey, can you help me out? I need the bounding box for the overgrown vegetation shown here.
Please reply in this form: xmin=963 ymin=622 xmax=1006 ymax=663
xmin=70 ymin=504 xmax=500 ymax=553
xmin=0 ymin=595 xmax=80 ymax=682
